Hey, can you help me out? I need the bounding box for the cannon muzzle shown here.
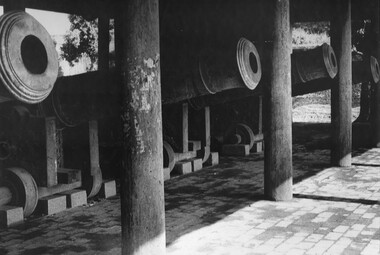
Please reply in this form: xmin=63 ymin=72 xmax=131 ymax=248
xmin=161 ymin=37 xmax=262 ymax=104
xmin=0 ymin=11 xmax=58 ymax=104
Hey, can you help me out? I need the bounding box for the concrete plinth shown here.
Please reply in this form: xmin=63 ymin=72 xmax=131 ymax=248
xmin=99 ymin=180 xmax=117 ymax=199
xmin=222 ymin=144 xmax=250 ymax=156
xmin=173 ymin=161 xmax=192 ymax=175
xmin=188 ymin=140 xmax=202 ymax=151
xmin=163 ymin=168 xmax=171 ymax=181
xmin=0 ymin=206 xmax=23 ymax=227
xmin=252 ymin=142 xmax=263 ymax=153
xmin=206 ymin=152 xmax=219 ymax=166
xmin=191 ymin=158 xmax=203 ymax=172
xmin=37 ymin=195 xmax=67 ymax=215
xmin=60 ymin=189 xmax=87 ymax=208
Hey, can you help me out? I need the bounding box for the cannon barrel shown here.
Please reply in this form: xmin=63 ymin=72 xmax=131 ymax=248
xmin=292 ymin=43 xmax=338 ymax=84
xmin=161 ymin=37 xmax=262 ymax=105
xmin=41 ymin=71 xmax=116 ymax=127
xmin=0 ymin=11 xmax=58 ymax=104
xmin=293 ymin=55 xmax=380 ymax=97
xmin=190 ymin=44 xmax=338 ymax=108
xmin=41 ymin=39 xmax=261 ymax=126
xmin=190 ymin=46 xmax=380 ymax=107
xmin=352 ymin=56 xmax=380 ymax=85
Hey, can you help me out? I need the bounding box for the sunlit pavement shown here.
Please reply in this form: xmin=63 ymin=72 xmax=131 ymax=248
xmin=0 ymin=148 xmax=379 ymax=254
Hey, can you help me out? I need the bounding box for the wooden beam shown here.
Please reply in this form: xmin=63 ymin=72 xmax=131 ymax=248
xmin=3 ymin=0 xmax=25 ymax=12
xmin=330 ymin=0 xmax=352 ymax=166
xmin=0 ymin=0 xmax=118 ymax=18
xmin=89 ymin=121 xmax=100 ymax=177
xmin=45 ymin=117 xmax=58 ymax=187
xmin=120 ymin=0 xmax=165 ymax=254
xmin=264 ymin=0 xmax=293 ymax=201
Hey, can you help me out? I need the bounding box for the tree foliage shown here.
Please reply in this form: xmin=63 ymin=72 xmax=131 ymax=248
xmin=60 ymin=15 xmax=98 ymax=71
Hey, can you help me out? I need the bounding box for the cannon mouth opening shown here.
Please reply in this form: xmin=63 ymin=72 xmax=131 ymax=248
xmin=249 ymin=52 xmax=258 ymax=74
xmin=21 ymin=35 xmax=48 ymax=75
xmin=237 ymin=37 xmax=262 ymax=90
xmin=322 ymin=43 xmax=338 ymax=79
xmin=370 ymin=56 xmax=380 ymax=84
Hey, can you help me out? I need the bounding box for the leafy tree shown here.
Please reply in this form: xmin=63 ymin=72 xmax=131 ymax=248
xmin=60 ymin=15 xmax=98 ymax=71
xmin=60 ymin=15 xmax=115 ymax=72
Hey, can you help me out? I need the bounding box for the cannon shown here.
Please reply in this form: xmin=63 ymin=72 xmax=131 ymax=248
xmin=0 ymin=11 xmax=58 ymax=104
xmin=352 ymin=55 xmax=380 ymax=85
xmin=36 ymin=37 xmax=261 ymax=126
xmin=190 ymin=43 xmax=338 ymax=108
xmin=0 ymin=167 xmax=38 ymax=217
xmin=40 ymin=71 xmax=113 ymax=127
xmin=161 ymin=37 xmax=262 ymax=104
xmin=190 ymin=45 xmax=380 ymax=108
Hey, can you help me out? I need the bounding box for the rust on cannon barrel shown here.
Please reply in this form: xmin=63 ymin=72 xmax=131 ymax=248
xmin=161 ymin=37 xmax=262 ymax=105
xmin=0 ymin=11 xmax=58 ymax=104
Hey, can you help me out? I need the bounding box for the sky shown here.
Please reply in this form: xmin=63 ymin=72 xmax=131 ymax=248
xmin=0 ymin=6 xmax=70 ymax=36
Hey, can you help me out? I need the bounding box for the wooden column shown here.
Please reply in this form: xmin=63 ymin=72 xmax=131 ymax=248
xmin=89 ymin=121 xmax=101 ymax=179
xmin=264 ymin=0 xmax=293 ymax=201
xmin=374 ymin=0 xmax=380 ymax=147
xmin=182 ymin=103 xmax=189 ymax=153
xmin=45 ymin=117 xmax=58 ymax=187
xmin=330 ymin=0 xmax=352 ymax=166
xmin=120 ymin=0 xmax=165 ymax=254
xmin=98 ymin=14 xmax=110 ymax=71
xmin=204 ymin=106 xmax=211 ymax=148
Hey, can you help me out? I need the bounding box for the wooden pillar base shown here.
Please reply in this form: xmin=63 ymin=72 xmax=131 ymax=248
xmin=266 ymin=179 xmax=293 ymax=201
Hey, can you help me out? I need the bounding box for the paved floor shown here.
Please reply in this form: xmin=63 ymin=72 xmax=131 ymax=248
xmin=0 ymin=125 xmax=379 ymax=255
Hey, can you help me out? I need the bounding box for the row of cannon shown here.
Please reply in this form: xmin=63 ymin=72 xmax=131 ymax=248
xmin=4 ymin=38 xmax=379 ymax=126
xmin=0 ymin=10 xmax=379 ymax=219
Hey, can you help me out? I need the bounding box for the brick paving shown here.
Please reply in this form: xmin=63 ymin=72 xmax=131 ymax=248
xmin=0 ymin=126 xmax=379 ymax=254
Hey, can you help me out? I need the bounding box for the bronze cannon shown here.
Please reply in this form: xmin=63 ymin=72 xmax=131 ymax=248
xmin=0 ymin=11 xmax=58 ymax=104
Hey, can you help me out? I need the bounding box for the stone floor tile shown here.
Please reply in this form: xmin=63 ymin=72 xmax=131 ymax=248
xmin=0 ymin=145 xmax=379 ymax=255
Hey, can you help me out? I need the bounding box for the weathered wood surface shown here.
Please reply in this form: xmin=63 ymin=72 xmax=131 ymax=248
xmin=330 ymin=0 xmax=352 ymax=167
xmin=120 ymin=0 xmax=166 ymax=254
xmin=374 ymin=0 xmax=380 ymax=147
xmin=264 ymin=0 xmax=293 ymax=201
